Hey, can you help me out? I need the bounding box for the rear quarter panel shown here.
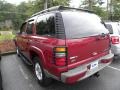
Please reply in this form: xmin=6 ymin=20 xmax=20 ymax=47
xmin=28 ymin=35 xmax=66 ymax=76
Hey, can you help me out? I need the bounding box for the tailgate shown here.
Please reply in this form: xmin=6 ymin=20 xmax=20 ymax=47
xmin=66 ymin=34 xmax=110 ymax=69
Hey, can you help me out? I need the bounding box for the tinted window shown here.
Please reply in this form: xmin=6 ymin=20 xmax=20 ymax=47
xmin=20 ymin=23 xmax=27 ymax=34
xmin=26 ymin=21 xmax=34 ymax=34
xmin=105 ymin=24 xmax=113 ymax=34
xmin=36 ymin=14 xmax=55 ymax=37
xmin=62 ymin=11 xmax=108 ymax=39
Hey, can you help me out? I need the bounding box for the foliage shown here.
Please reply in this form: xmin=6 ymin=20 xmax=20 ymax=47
xmin=0 ymin=34 xmax=15 ymax=41
xmin=0 ymin=0 xmax=69 ymax=30
xmin=0 ymin=0 xmax=120 ymax=30
xmin=25 ymin=0 xmax=69 ymax=16
xmin=48 ymin=0 xmax=69 ymax=7
xmin=81 ymin=0 xmax=120 ymax=21
xmin=111 ymin=0 xmax=120 ymax=21
xmin=81 ymin=0 xmax=108 ymax=20
xmin=92 ymin=6 xmax=108 ymax=20
xmin=0 ymin=0 xmax=16 ymax=21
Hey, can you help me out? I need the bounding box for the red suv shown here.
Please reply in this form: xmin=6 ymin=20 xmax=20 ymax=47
xmin=15 ymin=6 xmax=114 ymax=86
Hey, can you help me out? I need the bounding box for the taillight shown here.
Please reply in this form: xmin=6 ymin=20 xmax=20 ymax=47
xmin=111 ymin=36 xmax=119 ymax=44
xmin=54 ymin=47 xmax=67 ymax=66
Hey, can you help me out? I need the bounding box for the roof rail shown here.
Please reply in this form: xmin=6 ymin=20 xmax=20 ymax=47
xmin=31 ymin=5 xmax=93 ymax=17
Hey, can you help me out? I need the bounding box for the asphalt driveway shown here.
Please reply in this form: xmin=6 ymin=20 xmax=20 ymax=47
xmin=1 ymin=54 xmax=120 ymax=90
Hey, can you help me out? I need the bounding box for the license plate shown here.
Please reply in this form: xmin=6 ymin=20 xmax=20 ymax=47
xmin=90 ymin=61 xmax=98 ymax=70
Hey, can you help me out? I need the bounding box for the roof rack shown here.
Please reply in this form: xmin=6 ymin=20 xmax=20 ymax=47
xmin=31 ymin=5 xmax=93 ymax=17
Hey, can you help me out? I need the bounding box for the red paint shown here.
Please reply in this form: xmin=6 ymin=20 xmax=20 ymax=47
xmin=15 ymin=29 xmax=113 ymax=81
xmin=66 ymin=35 xmax=110 ymax=70
xmin=14 ymin=11 xmax=113 ymax=84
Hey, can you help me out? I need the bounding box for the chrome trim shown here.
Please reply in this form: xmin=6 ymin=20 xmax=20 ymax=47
xmin=79 ymin=61 xmax=111 ymax=81
xmin=55 ymin=53 xmax=66 ymax=57
xmin=61 ymin=52 xmax=114 ymax=83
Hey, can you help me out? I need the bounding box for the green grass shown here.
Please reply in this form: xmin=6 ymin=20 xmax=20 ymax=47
xmin=0 ymin=34 xmax=15 ymax=41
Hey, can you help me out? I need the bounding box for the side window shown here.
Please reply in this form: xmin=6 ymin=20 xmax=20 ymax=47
xmin=26 ymin=21 xmax=34 ymax=34
xmin=36 ymin=13 xmax=55 ymax=37
xmin=20 ymin=23 xmax=27 ymax=34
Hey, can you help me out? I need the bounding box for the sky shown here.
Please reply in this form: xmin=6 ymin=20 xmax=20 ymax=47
xmin=70 ymin=0 xmax=82 ymax=8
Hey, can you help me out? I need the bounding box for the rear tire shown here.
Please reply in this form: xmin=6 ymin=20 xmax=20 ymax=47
xmin=16 ymin=47 xmax=20 ymax=57
xmin=33 ymin=57 xmax=52 ymax=86
xmin=0 ymin=50 xmax=1 ymax=60
xmin=0 ymin=54 xmax=1 ymax=61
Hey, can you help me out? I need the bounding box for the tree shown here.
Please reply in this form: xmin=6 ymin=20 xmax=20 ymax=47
xmin=0 ymin=0 xmax=16 ymax=21
xmin=48 ymin=0 xmax=69 ymax=7
xmin=30 ymin=0 xmax=69 ymax=14
xmin=111 ymin=0 xmax=120 ymax=21
xmin=92 ymin=6 xmax=108 ymax=20
xmin=81 ymin=0 xmax=108 ymax=20
xmin=0 ymin=0 xmax=70 ymax=30
xmin=81 ymin=0 xmax=97 ymax=10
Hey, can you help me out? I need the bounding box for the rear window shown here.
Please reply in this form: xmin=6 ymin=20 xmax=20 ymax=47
xmin=105 ymin=24 xmax=113 ymax=34
xmin=61 ymin=11 xmax=108 ymax=39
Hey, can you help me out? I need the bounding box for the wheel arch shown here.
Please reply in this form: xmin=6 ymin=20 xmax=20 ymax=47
xmin=29 ymin=46 xmax=46 ymax=68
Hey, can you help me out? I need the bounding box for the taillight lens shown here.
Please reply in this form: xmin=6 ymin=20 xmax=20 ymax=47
xmin=54 ymin=47 xmax=67 ymax=66
xmin=55 ymin=58 xmax=66 ymax=66
xmin=111 ymin=36 xmax=119 ymax=44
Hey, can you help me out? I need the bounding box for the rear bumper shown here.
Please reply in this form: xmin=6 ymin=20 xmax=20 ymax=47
xmin=61 ymin=52 xmax=114 ymax=84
